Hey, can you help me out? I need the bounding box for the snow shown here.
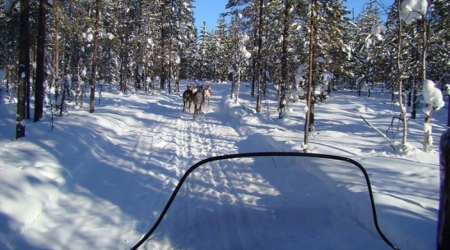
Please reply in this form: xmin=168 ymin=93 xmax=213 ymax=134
xmin=87 ymin=33 xmax=94 ymax=43
xmin=173 ymin=53 xmax=181 ymax=65
xmin=321 ymin=71 xmax=333 ymax=85
xmin=422 ymin=79 xmax=445 ymax=114
xmin=372 ymin=24 xmax=387 ymax=41
xmin=401 ymin=0 xmax=428 ymax=25
xmin=0 ymin=79 xmax=448 ymax=250
xmin=240 ymin=45 xmax=251 ymax=59
xmin=295 ymin=63 xmax=307 ymax=84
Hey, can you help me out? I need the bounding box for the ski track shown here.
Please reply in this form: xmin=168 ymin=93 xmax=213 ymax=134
xmin=2 ymin=81 xmax=415 ymax=250
xmin=142 ymin=85 xmax=247 ymax=249
xmin=140 ymin=86 xmax=378 ymax=250
xmin=46 ymin=85 xmax=244 ymax=249
xmin=136 ymin=84 xmax=389 ymax=250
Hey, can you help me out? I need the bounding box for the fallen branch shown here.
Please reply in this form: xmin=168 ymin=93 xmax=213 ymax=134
xmin=360 ymin=115 xmax=396 ymax=152
xmin=385 ymin=114 xmax=406 ymax=139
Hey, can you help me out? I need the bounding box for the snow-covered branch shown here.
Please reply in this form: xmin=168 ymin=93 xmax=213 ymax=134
xmin=401 ymin=0 xmax=427 ymax=25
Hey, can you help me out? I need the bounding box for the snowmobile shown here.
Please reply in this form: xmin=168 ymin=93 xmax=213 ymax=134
xmin=131 ymin=129 xmax=450 ymax=250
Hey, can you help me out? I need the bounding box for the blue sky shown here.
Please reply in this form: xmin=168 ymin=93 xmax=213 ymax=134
xmin=193 ymin=0 xmax=393 ymax=31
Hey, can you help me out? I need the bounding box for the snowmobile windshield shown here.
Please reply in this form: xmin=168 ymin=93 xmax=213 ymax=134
xmin=132 ymin=152 xmax=399 ymax=250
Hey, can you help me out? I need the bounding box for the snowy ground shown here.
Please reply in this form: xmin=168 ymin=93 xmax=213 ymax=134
xmin=0 ymin=78 xmax=447 ymax=250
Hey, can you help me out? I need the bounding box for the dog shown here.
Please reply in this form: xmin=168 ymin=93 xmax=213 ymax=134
xmin=192 ymin=86 xmax=204 ymax=118
xmin=203 ymin=85 xmax=212 ymax=106
xmin=182 ymin=85 xmax=193 ymax=112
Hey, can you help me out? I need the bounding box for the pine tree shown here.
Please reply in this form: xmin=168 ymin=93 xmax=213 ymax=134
xmin=89 ymin=0 xmax=100 ymax=113
xmin=316 ymin=0 xmax=351 ymax=92
xmin=278 ymin=0 xmax=294 ymax=118
xmin=430 ymin=0 xmax=450 ymax=127
xmin=303 ymin=0 xmax=317 ymax=151
xmin=227 ymin=12 xmax=251 ymax=103
xmin=353 ymin=1 xmax=384 ymax=97
xmin=16 ymin=0 xmax=30 ymax=139
xmin=213 ymin=16 xmax=229 ymax=82
xmin=428 ymin=0 xmax=450 ymax=88
xmin=226 ymin=0 xmax=264 ymax=101
xmin=303 ymin=0 xmax=351 ymax=133
xmin=196 ymin=22 xmax=213 ymax=80
xmin=33 ymin=0 xmax=47 ymax=122
xmin=174 ymin=0 xmax=196 ymax=90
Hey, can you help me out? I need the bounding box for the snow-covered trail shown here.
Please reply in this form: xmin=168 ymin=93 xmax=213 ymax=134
xmin=144 ymin=154 xmax=393 ymax=250
xmin=0 ymin=80 xmax=439 ymax=249
xmin=116 ymin=83 xmax=391 ymax=250
xmin=0 ymin=82 xmax=247 ymax=249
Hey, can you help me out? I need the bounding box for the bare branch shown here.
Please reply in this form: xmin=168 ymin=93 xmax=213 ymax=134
xmin=360 ymin=115 xmax=396 ymax=152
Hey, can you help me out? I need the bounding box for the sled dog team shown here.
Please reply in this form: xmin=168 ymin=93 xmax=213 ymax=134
xmin=183 ymin=84 xmax=212 ymax=118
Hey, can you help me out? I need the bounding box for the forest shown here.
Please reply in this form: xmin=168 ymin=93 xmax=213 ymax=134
xmin=0 ymin=0 xmax=449 ymax=151
xmin=1 ymin=1 xmax=450 ymax=249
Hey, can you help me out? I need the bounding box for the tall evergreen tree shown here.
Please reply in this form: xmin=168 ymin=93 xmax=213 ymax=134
xmin=428 ymin=0 xmax=449 ymax=87
xmin=16 ymin=0 xmax=30 ymax=139
xmin=278 ymin=0 xmax=293 ymax=118
xmin=213 ymin=16 xmax=229 ymax=82
xmin=353 ymin=1 xmax=383 ymax=96
xmin=304 ymin=0 xmax=317 ymax=152
xmin=196 ymin=22 xmax=213 ymax=80
xmin=34 ymin=0 xmax=48 ymax=122
xmin=174 ymin=0 xmax=196 ymax=90
xmin=89 ymin=0 xmax=100 ymax=113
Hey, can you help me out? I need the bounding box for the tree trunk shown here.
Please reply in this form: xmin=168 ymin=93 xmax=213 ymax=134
xmin=34 ymin=0 xmax=47 ymax=122
xmin=279 ymin=0 xmax=290 ymax=119
xmin=251 ymin=5 xmax=258 ymax=98
xmin=424 ymin=110 xmax=434 ymax=152
xmin=230 ymin=70 xmax=235 ymax=99
xmin=304 ymin=0 xmax=316 ymax=153
xmin=160 ymin=3 xmax=167 ymax=91
xmin=235 ymin=65 xmax=241 ymax=104
xmin=168 ymin=25 xmax=172 ymax=94
xmin=422 ymin=16 xmax=431 ymax=152
xmin=89 ymin=0 xmax=100 ymax=113
xmin=175 ymin=1 xmax=183 ymax=93
xmin=411 ymin=82 xmax=418 ymax=118
xmin=397 ymin=0 xmax=408 ymax=151
xmin=53 ymin=1 xmax=60 ymax=102
xmin=411 ymin=27 xmax=419 ymax=120
xmin=16 ymin=0 xmax=30 ymax=139
xmin=255 ymin=0 xmax=263 ymax=113
xmin=119 ymin=31 xmax=126 ymax=92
